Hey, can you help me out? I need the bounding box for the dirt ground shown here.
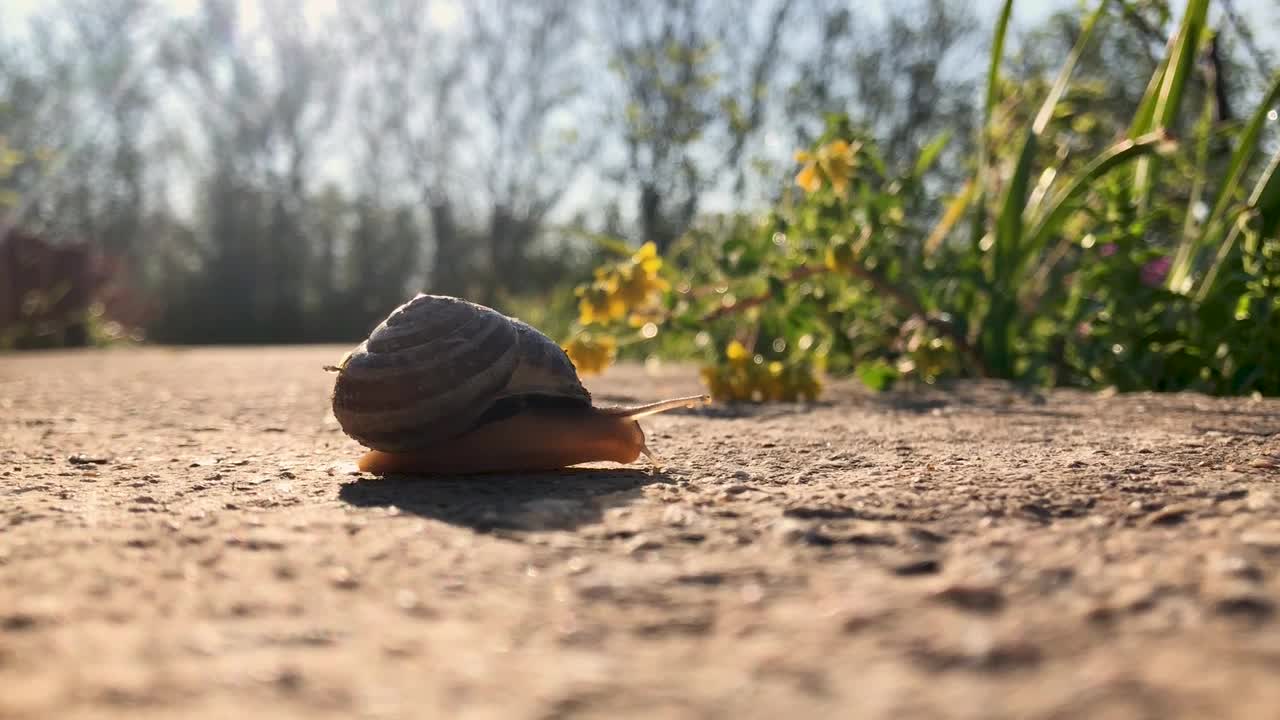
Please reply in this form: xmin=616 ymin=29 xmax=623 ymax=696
xmin=2 ymin=346 xmax=1280 ymax=719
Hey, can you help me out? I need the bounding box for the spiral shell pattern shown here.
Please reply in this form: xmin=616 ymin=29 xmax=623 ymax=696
xmin=331 ymin=294 xmax=591 ymax=452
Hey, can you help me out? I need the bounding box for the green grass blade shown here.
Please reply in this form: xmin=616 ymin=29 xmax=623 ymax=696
xmin=984 ymin=127 xmax=1036 ymax=378
xmin=1180 ymin=93 xmax=1216 ymax=247
xmin=1033 ymin=0 xmax=1108 ymax=135
xmin=1129 ymin=50 xmax=1170 ymax=137
xmin=972 ymin=0 xmax=1016 ymax=275
xmin=1169 ymin=71 xmax=1280 ymax=291
xmin=1195 ymin=146 xmax=1280 ymax=301
xmin=914 ymin=131 xmax=952 ymax=178
xmin=1153 ymin=0 xmax=1209 ymax=129
xmin=972 ymin=0 xmax=1016 ymax=377
xmin=1191 ymin=220 xmax=1240 ymax=304
xmin=976 ymin=0 xmax=1015 ymax=200
xmin=1253 ymin=148 xmax=1280 ymax=240
xmin=1026 ymin=167 xmax=1059 ymax=218
xmin=997 ymin=130 xmax=1037 ymax=273
xmin=1134 ymin=0 xmax=1209 ymax=210
xmin=1023 ymin=0 xmax=1108 ymax=221
xmin=1024 ymin=132 xmax=1177 ymax=263
xmin=925 ymin=179 xmax=974 ymax=256
xmin=985 ymin=0 xmax=1015 ymax=129
xmin=1206 ymin=71 xmax=1280 ymax=224
xmin=999 ymin=0 xmax=1107 ymax=274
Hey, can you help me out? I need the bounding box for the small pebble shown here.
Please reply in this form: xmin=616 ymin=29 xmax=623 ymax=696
xmin=1146 ymin=505 xmax=1192 ymax=526
xmin=329 ymin=567 xmax=359 ymax=590
xmin=1213 ymin=593 xmax=1275 ymax=621
xmin=1209 ymin=552 xmax=1263 ymax=582
xmin=933 ymin=584 xmax=1005 ymax=614
xmin=395 ymin=589 xmax=419 ymax=610
xmin=1246 ymin=492 xmax=1275 ymax=511
xmin=1240 ymin=532 xmax=1280 ymax=552
xmin=626 ymin=536 xmax=664 ymax=555
xmin=67 ymin=454 xmax=108 ymax=465
xmin=891 ymin=558 xmax=941 ymax=576
xmin=772 ymin=518 xmax=813 ymax=545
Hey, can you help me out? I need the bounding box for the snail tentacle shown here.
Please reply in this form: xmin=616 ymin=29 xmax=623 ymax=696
xmin=604 ymin=394 xmax=711 ymax=420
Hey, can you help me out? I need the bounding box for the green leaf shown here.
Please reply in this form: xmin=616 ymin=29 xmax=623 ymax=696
xmin=1129 ymin=54 xmax=1169 ymax=137
xmin=1025 ymin=132 xmax=1176 ymax=264
xmin=855 ymin=359 xmax=900 ymax=392
xmin=1033 ymin=0 xmax=1108 ymax=135
xmin=768 ymin=274 xmax=787 ymax=302
xmin=925 ymin=179 xmax=975 ymax=256
xmin=1251 ymin=147 xmax=1280 ymax=240
xmin=913 ymin=131 xmax=952 ymax=178
xmin=995 ymin=129 xmax=1037 ymax=278
xmin=1179 ymin=92 xmax=1217 ymax=248
xmin=984 ymin=0 xmax=1015 ymax=129
xmin=1170 ymin=71 xmax=1280 ymax=291
xmin=1132 ymin=0 xmax=1209 ymax=210
xmin=972 ymin=0 xmax=1016 ymax=256
xmin=986 ymin=0 xmax=1106 ymax=371
xmin=1195 ymin=146 xmax=1280 ymax=301
xmin=1152 ymin=0 xmax=1210 ymax=130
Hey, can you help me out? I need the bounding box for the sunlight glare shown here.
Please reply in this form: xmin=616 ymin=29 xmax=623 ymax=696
xmin=170 ymin=0 xmax=200 ymax=18
xmin=229 ymin=0 xmax=336 ymax=29
xmin=302 ymin=0 xmax=338 ymax=24
xmin=428 ymin=1 xmax=462 ymax=31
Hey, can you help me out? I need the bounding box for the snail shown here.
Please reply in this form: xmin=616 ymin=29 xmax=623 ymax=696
xmin=329 ymin=294 xmax=708 ymax=475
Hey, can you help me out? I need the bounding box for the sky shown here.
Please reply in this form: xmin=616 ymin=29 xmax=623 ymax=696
xmin=0 ymin=0 xmax=458 ymax=31
xmin=2 ymin=0 xmax=1276 ymax=225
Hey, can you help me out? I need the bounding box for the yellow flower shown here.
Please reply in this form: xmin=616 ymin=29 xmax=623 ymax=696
xmin=726 ymin=340 xmax=749 ymax=365
xmin=794 ymin=140 xmax=859 ymax=197
xmin=575 ymin=241 xmax=671 ymax=327
xmin=628 ymin=242 xmax=669 ymax=291
xmin=795 ymin=150 xmax=821 ymax=193
xmin=615 ymin=269 xmax=645 ymax=306
xmin=817 ymin=140 xmax=858 ymax=197
xmin=632 ymin=241 xmax=661 ymax=270
xmin=563 ymin=333 xmax=617 ymax=375
xmin=576 ymin=284 xmax=626 ymax=325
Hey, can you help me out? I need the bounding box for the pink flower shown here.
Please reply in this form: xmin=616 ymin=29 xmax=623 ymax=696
xmin=1140 ymin=256 xmax=1171 ymax=287
xmin=1099 ymin=243 xmax=1118 ymax=257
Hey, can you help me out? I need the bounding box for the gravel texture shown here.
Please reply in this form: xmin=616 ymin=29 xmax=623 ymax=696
xmin=2 ymin=346 xmax=1280 ymax=719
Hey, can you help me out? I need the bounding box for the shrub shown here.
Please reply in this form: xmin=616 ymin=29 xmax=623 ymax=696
xmin=561 ymin=0 xmax=1280 ymax=399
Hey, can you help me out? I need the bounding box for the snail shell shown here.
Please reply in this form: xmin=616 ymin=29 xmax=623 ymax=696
xmin=330 ymin=294 xmax=706 ymax=474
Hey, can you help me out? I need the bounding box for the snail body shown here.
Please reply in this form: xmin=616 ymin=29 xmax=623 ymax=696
xmin=330 ymin=294 xmax=706 ymax=475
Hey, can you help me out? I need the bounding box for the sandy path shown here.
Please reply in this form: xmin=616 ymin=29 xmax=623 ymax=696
xmin=2 ymin=346 xmax=1279 ymax=719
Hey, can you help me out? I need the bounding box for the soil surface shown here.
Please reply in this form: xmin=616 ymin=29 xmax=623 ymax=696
xmin=3 ymin=346 xmax=1280 ymax=720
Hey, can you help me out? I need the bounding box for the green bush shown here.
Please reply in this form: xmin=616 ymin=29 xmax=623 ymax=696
xmin=561 ymin=0 xmax=1280 ymax=400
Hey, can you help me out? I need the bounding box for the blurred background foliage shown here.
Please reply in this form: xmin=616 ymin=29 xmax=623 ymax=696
xmin=1 ymin=0 xmax=1277 ymax=398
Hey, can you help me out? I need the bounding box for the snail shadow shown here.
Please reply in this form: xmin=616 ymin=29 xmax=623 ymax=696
xmin=338 ymin=467 xmax=669 ymax=533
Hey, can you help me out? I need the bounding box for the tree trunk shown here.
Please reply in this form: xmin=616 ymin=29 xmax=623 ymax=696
xmin=428 ymin=200 xmax=468 ymax=297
